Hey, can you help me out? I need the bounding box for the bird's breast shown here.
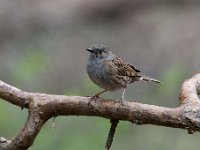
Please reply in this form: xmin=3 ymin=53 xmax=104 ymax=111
xmin=87 ymin=60 xmax=108 ymax=89
xmin=87 ymin=59 xmax=126 ymax=91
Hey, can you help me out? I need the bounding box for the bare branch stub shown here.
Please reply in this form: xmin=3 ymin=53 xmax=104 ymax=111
xmin=0 ymin=81 xmax=30 ymax=108
xmin=0 ymin=73 xmax=200 ymax=150
xmin=179 ymin=73 xmax=200 ymax=133
xmin=179 ymin=73 xmax=200 ymax=104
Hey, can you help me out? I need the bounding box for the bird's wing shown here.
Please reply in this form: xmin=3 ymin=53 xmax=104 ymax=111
xmin=128 ymin=64 xmax=140 ymax=72
xmin=104 ymin=56 xmax=139 ymax=77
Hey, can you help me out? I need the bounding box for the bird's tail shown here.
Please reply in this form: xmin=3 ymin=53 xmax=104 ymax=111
xmin=138 ymin=74 xmax=162 ymax=84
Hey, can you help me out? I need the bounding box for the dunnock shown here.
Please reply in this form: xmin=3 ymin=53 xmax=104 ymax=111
xmin=86 ymin=44 xmax=161 ymax=103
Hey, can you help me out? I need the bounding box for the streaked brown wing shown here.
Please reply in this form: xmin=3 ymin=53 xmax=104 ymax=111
xmin=129 ymin=64 xmax=140 ymax=72
xmin=105 ymin=56 xmax=139 ymax=77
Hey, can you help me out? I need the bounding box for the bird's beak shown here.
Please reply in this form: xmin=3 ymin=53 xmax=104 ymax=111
xmin=86 ymin=48 xmax=93 ymax=53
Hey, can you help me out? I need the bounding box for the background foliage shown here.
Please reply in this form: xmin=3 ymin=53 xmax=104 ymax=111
xmin=0 ymin=0 xmax=200 ymax=150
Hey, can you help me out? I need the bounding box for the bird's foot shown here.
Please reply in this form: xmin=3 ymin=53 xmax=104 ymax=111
xmin=119 ymin=98 xmax=126 ymax=106
xmin=116 ymin=99 xmax=126 ymax=112
xmin=88 ymin=95 xmax=100 ymax=106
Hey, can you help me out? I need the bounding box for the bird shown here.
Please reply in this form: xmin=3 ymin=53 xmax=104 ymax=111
xmin=86 ymin=44 xmax=161 ymax=104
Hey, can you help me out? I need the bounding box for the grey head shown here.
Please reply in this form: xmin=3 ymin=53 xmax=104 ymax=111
xmin=86 ymin=44 xmax=115 ymax=60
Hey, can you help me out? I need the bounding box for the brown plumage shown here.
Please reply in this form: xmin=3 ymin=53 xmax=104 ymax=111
xmin=108 ymin=57 xmax=139 ymax=77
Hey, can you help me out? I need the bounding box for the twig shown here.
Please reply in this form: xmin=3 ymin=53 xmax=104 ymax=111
xmin=105 ymin=119 xmax=119 ymax=150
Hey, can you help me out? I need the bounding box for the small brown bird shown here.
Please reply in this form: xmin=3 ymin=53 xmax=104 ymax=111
xmin=86 ymin=44 xmax=161 ymax=103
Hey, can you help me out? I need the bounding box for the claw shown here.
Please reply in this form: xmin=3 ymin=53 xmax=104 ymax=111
xmin=119 ymin=99 xmax=126 ymax=106
xmin=87 ymin=89 xmax=107 ymax=106
xmin=88 ymin=95 xmax=100 ymax=106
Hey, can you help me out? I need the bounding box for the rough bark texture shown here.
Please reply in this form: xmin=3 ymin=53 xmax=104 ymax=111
xmin=0 ymin=73 xmax=200 ymax=150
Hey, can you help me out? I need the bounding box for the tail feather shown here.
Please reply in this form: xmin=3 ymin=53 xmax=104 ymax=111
xmin=139 ymin=75 xmax=162 ymax=84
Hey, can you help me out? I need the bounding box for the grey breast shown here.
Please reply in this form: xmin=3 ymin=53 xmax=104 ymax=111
xmin=87 ymin=56 xmax=126 ymax=91
xmin=87 ymin=57 xmax=111 ymax=90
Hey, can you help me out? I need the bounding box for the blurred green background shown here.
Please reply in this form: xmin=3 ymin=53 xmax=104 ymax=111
xmin=0 ymin=0 xmax=200 ymax=150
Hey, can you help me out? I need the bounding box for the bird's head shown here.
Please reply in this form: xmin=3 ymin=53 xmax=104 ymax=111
xmin=86 ymin=44 xmax=110 ymax=59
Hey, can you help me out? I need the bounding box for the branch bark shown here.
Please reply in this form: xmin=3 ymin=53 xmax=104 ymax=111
xmin=0 ymin=73 xmax=200 ymax=150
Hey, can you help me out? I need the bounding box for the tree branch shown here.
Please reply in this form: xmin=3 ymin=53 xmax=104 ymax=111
xmin=105 ymin=119 xmax=119 ymax=150
xmin=0 ymin=73 xmax=200 ymax=150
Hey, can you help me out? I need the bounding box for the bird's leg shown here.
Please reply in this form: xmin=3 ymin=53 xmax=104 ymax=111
xmin=88 ymin=89 xmax=107 ymax=104
xmin=120 ymin=88 xmax=126 ymax=105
